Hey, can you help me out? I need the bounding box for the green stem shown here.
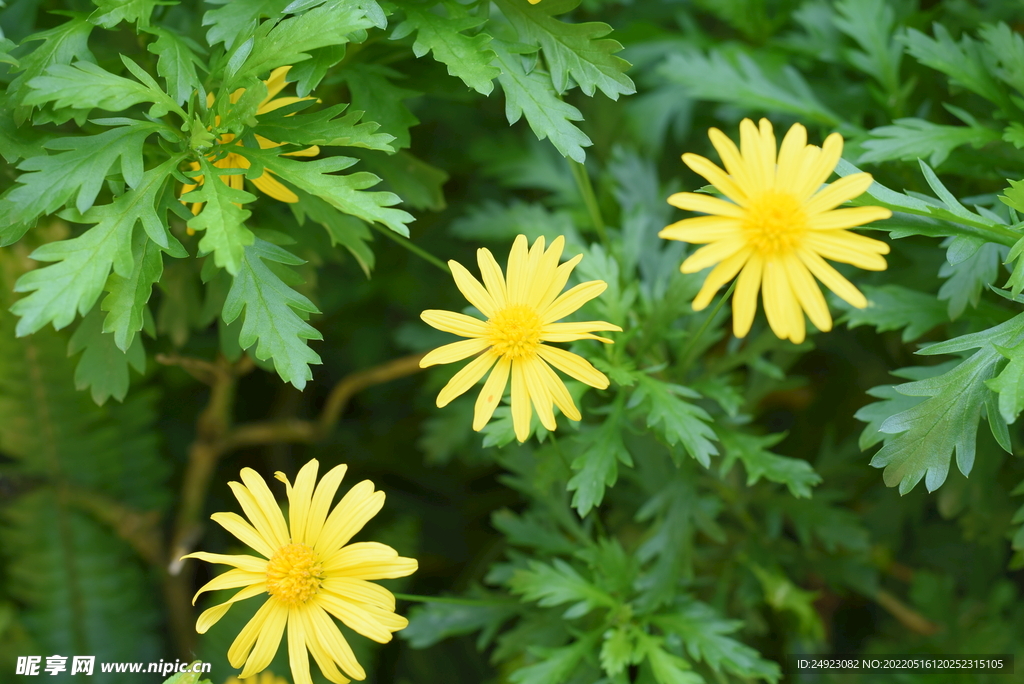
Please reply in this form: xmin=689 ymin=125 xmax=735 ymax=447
xmin=570 ymin=159 xmax=608 ymax=246
xmin=393 ymin=592 xmax=512 ymax=606
xmin=372 ymin=224 xmax=450 ymax=273
xmin=679 ymin=280 xmax=736 ymax=374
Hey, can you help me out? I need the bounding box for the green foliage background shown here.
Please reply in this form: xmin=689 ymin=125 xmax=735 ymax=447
xmin=1 ymin=0 xmax=1023 ymax=683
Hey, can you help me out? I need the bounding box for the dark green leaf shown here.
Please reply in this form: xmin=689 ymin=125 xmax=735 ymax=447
xmin=718 ymin=431 xmax=821 ymax=498
xmin=629 ymin=375 xmax=718 ymax=467
xmin=567 ymin=418 xmax=632 ymax=516
xmin=838 ymin=284 xmax=948 ymax=342
xmin=67 ymin=307 xmax=146 ymax=405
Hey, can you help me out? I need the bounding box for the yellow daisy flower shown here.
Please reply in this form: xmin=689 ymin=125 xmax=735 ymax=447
xmin=660 ymin=118 xmax=892 ymax=344
xmin=183 ymin=460 xmax=417 ymax=684
xmin=225 ymin=672 xmax=289 ymax=684
xmin=181 ymin=66 xmax=320 ymax=216
xmin=420 ymin=234 xmax=622 ymax=443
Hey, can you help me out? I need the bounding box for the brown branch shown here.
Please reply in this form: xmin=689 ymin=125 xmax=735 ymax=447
xmin=874 ymin=589 xmax=941 ymax=636
xmin=66 ymin=488 xmax=162 ymax=566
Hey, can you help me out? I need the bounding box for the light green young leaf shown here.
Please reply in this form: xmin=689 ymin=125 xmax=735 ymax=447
xmin=234 ymin=0 xmax=378 ymax=81
xmin=833 ymin=0 xmax=902 ymax=94
xmin=254 ymin=103 xmax=396 ymax=152
xmin=184 ymin=159 xmax=257 ymax=275
xmin=635 ymin=633 xmax=703 ymax=684
xmin=902 ymin=24 xmax=1013 ymax=113
xmin=100 ymin=228 xmax=164 ymax=352
xmin=222 ymin=238 xmax=323 ymax=389
xmin=855 ymin=363 xmax=953 ymax=450
xmin=89 ymin=0 xmax=159 ymax=28
xmin=494 ymin=0 xmax=633 ymax=99
xmin=838 ymin=284 xmax=948 ymax=342
xmin=567 ymin=418 xmax=633 ymax=517
xmin=492 ymin=42 xmax=592 ymax=163
xmin=600 ymin=625 xmax=636 ymax=677
xmin=509 ymin=633 xmax=601 ymax=684
xmin=352 ymin=149 xmax=448 ymax=211
xmin=392 ymin=0 xmax=501 ymax=95
xmin=0 ymin=122 xmax=162 ymax=232
xmin=985 ymin=340 xmax=1024 ymax=425
xmin=717 ymin=431 xmax=821 ymax=498
xmin=290 ymin=191 xmax=375 ymax=276
xmin=629 ymin=375 xmax=718 ymax=468
xmin=867 ymin=314 xmax=1024 ymax=494
xmin=979 ymin=22 xmax=1024 ymax=97
xmin=203 ymin=0 xmax=293 ymax=49
xmin=23 ymin=60 xmax=176 ymax=116
xmin=236 ymin=146 xmax=415 ymax=237
xmin=657 ymin=49 xmax=841 ymax=127
xmin=859 ymin=118 xmax=1000 ymax=167
xmin=68 ymin=307 xmax=146 ymax=405
xmin=508 ymin=559 xmax=616 ymax=618
xmin=7 ymin=15 xmax=95 ymax=121
xmin=337 ymin=64 xmax=420 ymax=149
xmin=11 ymin=158 xmax=179 ymax=337
xmin=748 ymin=565 xmax=824 ymax=640
xmin=145 ymin=27 xmax=207 ymax=105
xmin=652 ymin=601 xmax=781 ymax=682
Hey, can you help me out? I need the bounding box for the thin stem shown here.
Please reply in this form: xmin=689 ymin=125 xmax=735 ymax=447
xmin=570 ymin=159 xmax=608 ymax=245
xmin=372 ymin=224 xmax=450 ymax=273
xmin=679 ymin=280 xmax=736 ymax=374
xmin=393 ymin=592 xmax=513 ymax=607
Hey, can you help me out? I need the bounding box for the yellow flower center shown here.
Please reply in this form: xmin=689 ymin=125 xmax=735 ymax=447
xmin=743 ymin=190 xmax=807 ymax=256
xmin=488 ymin=305 xmax=542 ymax=360
xmin=265 ymin=543 xmax=323 ymax=605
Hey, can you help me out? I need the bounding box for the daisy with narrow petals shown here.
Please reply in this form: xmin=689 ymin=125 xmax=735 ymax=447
xmin=660 ymin=118 xmax=892 ymax=344
xmin=420 ymin=234 xmax=622 ymax=443
xmin=183 ymin=460 xmax=417 ymax=684
xmin=225 ymin=672 xmax=288 ymax=684
xmin=181 ymin=66 xmax=320 ymax=216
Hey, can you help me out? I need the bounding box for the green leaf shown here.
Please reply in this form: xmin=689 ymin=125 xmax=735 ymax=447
xmin=833 ymin=0 xmax=902 ymax=93
xmin=68 ymin=306 xmax=146 ymax=405
xmin=11 ymin=157 xmax=180 ymax=337
xmin=492 ymin=41 xmax=592 ymax=163
xmin=0 ymin=122 xmax=163 ymax=232
xmin=652 ymin=601 xmax=781 ymax=682
xmin=508 ymin=558 xmax=616 ymax=619
xmin=717 ymin=431 xmax=821 ymax=498
xmin=392 ymin=0 xmax=501 ymax=95
xmin=979 ymin=22 xmax=1024 ymax=97
xmin=636 ymin=633 xmax=703 ymax=684
xmin=236 ymin=146 xmax=415 ymax=237
xmin=254 ymin=102 xmax=396 ymax=152
xmin=567 ymin=417 xmax=633 ymax=517
xmin=451 ymin=200 xmax=577 ymax=244
xmin=337 ymin=64 xmax=420 ymax=149
xmin=902 ymin=24 xmax=1013 ymax=113
xmin=657 ymin=49 xmax=840 ymax=127
xmin=402 ymin=595 xmax=516 ymax=650
xmin=23 ymin=59 xmax=175 ymax=117
xmin=7 ymin=15 xmax=95 ymax=121
xmin=222 ymin=238 xmax=323 ymax=389
xmin=184 ymin=159 xmax=257 ymax=276
xmin=985 ymin=339 xmax=1024 ymax=424
xmin=290 ymin=191 xmax=375 ymax=276
xmin=351 ymin=149 xmax=448 ymax=211
xmin=509 ymin=633 xmax=601 ymax=684
xmin=748 ymin=565 xmax=824 ymax=640
xmin=855 ymin=363 xmax=952 ymax=450
xmin=145 ymin=27 xmax=206 ymax=106
xmin=234 ymin=0 xmax=378 ymax=81
xmin=100 ymin=228 xmax=164 ymax=352
xmin=629 ymin=375 xmax=718 ymax=467
xmin=867 ymin=314 xmax=1024 ymax=494
xmin=494 ymin=0 xmax=634 ymax=99
xmin=203 ymin=0 xmax=293 ymax=49
xmin=838 ymin=284 xmax=948 ymax=342
xmin=89 ymin=0 xmax=159 ymax=28
xmin=600 ymin=626 xmax=636 ymax=677
xmin=779 ymin=494 xmax=870 ymax=552
xmin=938 ymin=241 xmax=1004 ymax=320
xmin=859 ymin=118 xmax=1000 ymax=168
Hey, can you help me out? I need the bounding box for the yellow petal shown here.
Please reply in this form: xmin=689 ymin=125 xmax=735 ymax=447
xmin=239 ymin=469 xmax=291 ymax=548
xmin=691 ymin=246 xmax=753 ymax=310
xmin=304 ymin=463 xmax=348 ymax=547
xmin=211 ymin=512 xmax=276 ymax=559
xmin=307 ymin=604 xmax=365 ymax=680
xmin=535 ymin=357 xmax=581 ymax=421
xmin=322 ymin=541 xmax=418 ymax=580
xmin=804 ymin=173 xmax=875 ymax=215
xmin=181 ymin=551 xmax=268 ymax=574
xmin=419 ymin=338 xmax=490 ymax=368
xmin=528 ymin=235 xmax=566 ymax=308
xmin=680 ymin=238 xmax=746 ymax=274
xmin=803 ymin=231 xmax=889 ymax=270
xmin=782 ymin=253 xmax=832 ymax=333
xmin=535 ymin=345 xmax=609 ymax=389
xmin=251 ymin=171 xmax=299 ymax=203
xmin=523 ymin=357 xmax=557 ymax=432
xmin=510 ymin=359 xmax=533 ymax=443
xmin=774 ymin=123 xmax=808 ymax=194
xmin=196 ymin=584 xmax=267 ymax=634
xmin=321 ymin=577 xmax=396 ymax=611
xmin=659 ymin=216 xmax=742 ymax=244
xmin=473 ymin=356 xmax=511 ymax=431
xmin=262 ymin=66 xmax=293 ymax=104
xmin=762 ymin=259 xmax=803 ymax=342
xmin=505 ymin=234 xmax=530 ymax=305
xmin=239 ymin=600 xmax=288 ymax=678
xmin=286 ymin=608 xmax=313 ymax=684
xmin=535 ymin=254 xmax=583 ymax=314
xmin=667 ymin=192 xmax=746 ymax=219
xmin=739 ymin=118 xmax=774 ymax=194
xmin=283 ymin=144 xmax=320 ymax=157
xmin=436 ymin=351 xmax=499 ymax=407
xmin=808 ymin=206 xmax=892 ymax=231
xmin=316 ymin=592 xmax=394 ymax=643
xmin=732 ymin=253 xmax=763 ymax=338
xmin=259 ymin=95 xmax=316 ymax=115
xmin=315 ymin=481 xmax=384 ymax=555
xmin=541 ymin=321 xmax=621 ymax=344
xmin=793 ymin=132 xmax=843 ymax=201
xmin=297 ymin=608 xmax=349 ymax=684
xmin=192 ymin=568 xmax=264 ymax=605
xmin=276 ymin=459 xmax=318 ymax=545
xmin=540 ymin=280 xmax=607 ymax=323
xmin=449 ymin=260 xmax=498 ymax=317
xmin=708 ymin=126 xmax=757 ymax=192
xmin=797 ymin=248 xmax=868 ymax=308
xmin=228 ymin=597 xmax=276 ymax=668
xmin=682 ymin=153 xmax=747 ymax=205
xmin=477 ymin=248 xmax=508 ymax=309
xmin=420 ymin=309 xmax=488 ymax=337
